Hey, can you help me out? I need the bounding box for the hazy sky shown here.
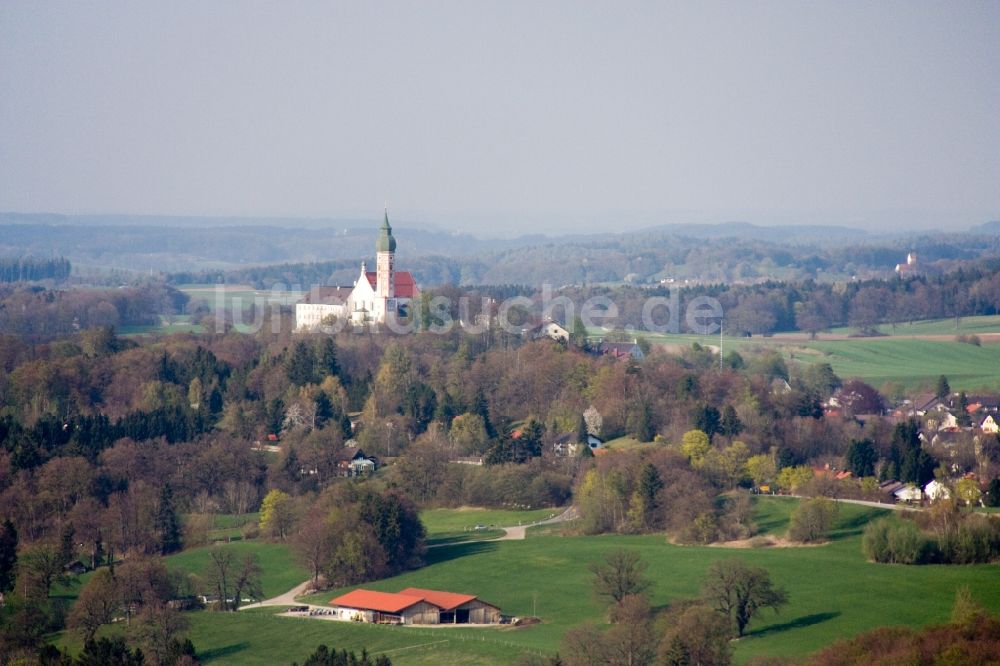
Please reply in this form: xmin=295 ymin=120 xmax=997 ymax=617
xmin=1 ymin=1 xmax=998 ymax=236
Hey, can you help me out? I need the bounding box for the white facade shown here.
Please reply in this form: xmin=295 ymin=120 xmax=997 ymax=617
xmin=295 ymin=211 xmax=419 ymax=331
xmin=981 ymin=415 xmax=999 ymax=434
xmin=295 ymin=302 xmax=347 ymax=330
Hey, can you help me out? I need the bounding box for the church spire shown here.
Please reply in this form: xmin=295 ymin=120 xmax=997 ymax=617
xmin=376 ymin=205 xmax=396 ymax=253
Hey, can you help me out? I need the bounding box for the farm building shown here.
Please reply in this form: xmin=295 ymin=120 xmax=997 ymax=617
xmin=329 ymin=588 xmax=501 ymax=625
xmin=400 ymin=587 xmax=502 ymax=624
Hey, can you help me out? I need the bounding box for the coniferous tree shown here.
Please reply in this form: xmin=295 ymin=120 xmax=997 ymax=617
xmin=846 ymin=439 xmax=878 ymax=477
xmin=314 ymin=392 xmax=334 ymax=428
xmin=472 ymin=390 xmax=495 ymax=439
xmin=576 ymin=413 xmax=589 ymax=444
xmin=936 ymin=375 xmax=951 ymax=399
xmin=59 ymin=523 xmax=77 ymax=569
xmin=720 ymin=405 xmax=743 ymax=437
xmin=318 ymin=338 xmax=340 ymax=378
xmin=957 ymin=392 xmax=971 ymax=427
xmin=339 ymin=412 xmax=353 ymax=440
xmin=156 ymin=484 xmax=183 ymax=555
xmin=286 ymin=341 xmax=317 ymax=386
xmin=693 ymin=405 xmax=721 ymax=441
xmin=434 ymin=391 xmax=456 ymax=429
xmin=633 ymin=403 xmax=655 ymax=442
xmin=0 ymin=518 xmax=18 ymax=594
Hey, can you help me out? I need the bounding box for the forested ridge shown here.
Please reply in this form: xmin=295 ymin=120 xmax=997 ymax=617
xmin=0 ymin=255 xmax=999 ymax=663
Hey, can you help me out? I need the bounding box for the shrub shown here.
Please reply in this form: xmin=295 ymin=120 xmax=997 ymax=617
xmin=862 ymin=518 xmax=891 ymax=562
xmin=788 ymin=498 xmax=838 ymax=543
xmin=939 ymin=515 xmax=1000 ymax=564
xmin=886 ymin=519 xmax=936 ymax=564
xmin=863 ymin=518 xmax=935 ymax=564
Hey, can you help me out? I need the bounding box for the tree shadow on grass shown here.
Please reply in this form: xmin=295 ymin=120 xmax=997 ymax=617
xmin=424 ymin=540 xmax=501 ymax=566
xmin=199 ymin=641 xmax=250 ymax=662
xmin=830 ymin=510 xmax=884 ymax=540
xmin=748 ymin=611 xmax=840 ymax=638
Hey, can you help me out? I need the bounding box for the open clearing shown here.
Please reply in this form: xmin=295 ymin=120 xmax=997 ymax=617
xmin=165 ymin=498 xmax=1000 ymax=665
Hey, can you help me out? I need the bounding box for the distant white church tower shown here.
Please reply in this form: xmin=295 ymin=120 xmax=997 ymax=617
xmin=293 ymin=208 xmax=419 ymax=330
xmin=376 ymin=207 xmax=396 ymax=300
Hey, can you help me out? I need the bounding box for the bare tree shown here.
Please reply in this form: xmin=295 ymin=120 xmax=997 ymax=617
xmin=230 ymin=553 xmax=263 ymax=610
xmin=589 ymin=549 xmax=651 ymax=607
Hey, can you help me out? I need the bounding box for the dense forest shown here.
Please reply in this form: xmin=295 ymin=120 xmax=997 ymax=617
xmin=0 ymin=257 xmax=70 ymax=284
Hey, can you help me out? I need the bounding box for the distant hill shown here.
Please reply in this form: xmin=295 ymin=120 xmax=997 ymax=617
xmin=2 ymin=212 xmax=998 ymax=285
xmin=969 ymin=220 xmax=1000 ymax=235
xmin=636 ymin=221 xmax=868 ymax=243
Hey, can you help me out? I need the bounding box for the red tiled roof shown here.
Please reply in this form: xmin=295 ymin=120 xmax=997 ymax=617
xmin=399 ymin=588 xmax=479 ymax=611
xmin=329 ymin=589 xmax=424 ymax=613
xmin=363 ymin=271 xmax=418 ymax=299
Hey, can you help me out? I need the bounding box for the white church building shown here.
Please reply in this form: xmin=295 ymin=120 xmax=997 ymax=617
xmin=295 ymin=210 xmax=420 ymax=330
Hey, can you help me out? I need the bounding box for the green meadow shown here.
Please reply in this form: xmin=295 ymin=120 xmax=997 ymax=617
xmin=825 ymin=314 xmax=1000 ymax=338
xmin=794 ymin=338 xmax=1000 ymax=392
xmin=171 ymin=498 xmax=1000 ymax=665
xmin=635 ymin=322 xmax=1000 ymax=392
xmin=166 ymin=541 xmax=307 ymax=599
xmin=421 ymin=507 xmax=561 ymax=534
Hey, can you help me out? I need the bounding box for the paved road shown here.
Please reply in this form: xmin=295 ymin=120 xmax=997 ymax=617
xmin=781 ymin=494 xmax=915 ymax=511
xmin=494 ymin=505 xmax=578 ymax=541
xmin=240 ymin=579 xmax=321 ymax=610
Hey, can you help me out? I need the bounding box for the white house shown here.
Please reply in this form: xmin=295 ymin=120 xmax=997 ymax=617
xmin=936 ymin=412 xmax=959 ymax=432
xmin=525 ymin=320 xmax=570 ymax=343
xmin=295 ymin=209 xmax=420 ymax=331
xmin=924 ymin=479 xmax=951 ymax=502
xmin=981 ymin=414 xmax=999 ymax=434
xmin=894 ymin=485 xmax=923 ymax=503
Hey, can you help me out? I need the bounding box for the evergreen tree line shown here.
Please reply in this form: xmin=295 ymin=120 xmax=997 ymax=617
xmin=0 ymin=405 xmax=214 ymax=472
xmin=0 ymin=256 xmax=71 ymax=283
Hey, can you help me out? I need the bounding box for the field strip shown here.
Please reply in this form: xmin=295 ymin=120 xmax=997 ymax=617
xmin=380 ymin=640 xmax=450 ymax=654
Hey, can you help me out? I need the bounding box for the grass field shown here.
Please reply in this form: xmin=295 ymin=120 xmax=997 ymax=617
xmin=166 ymin=541 xmax=306 ymax=599
xmin=421 ymin=508 xmax=561 ymax=535
xmin=421 ymin=507 xmax=560 ymax=547
xmin=825 ymin=314 xmax=1000 ymax=337
xmin=196 ymin=512 xmax=260 ymax=541
xmin=796 ymin=338 xmax=1000 ymax=391
xmin=170 ymin=497 xmax=1000 ymax=665
xmin=630 ymin=321 xmax=1000 ymax=392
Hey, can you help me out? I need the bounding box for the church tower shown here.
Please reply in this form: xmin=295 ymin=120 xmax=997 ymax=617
xmin=376 ymin=206 xmax=396 ymax=299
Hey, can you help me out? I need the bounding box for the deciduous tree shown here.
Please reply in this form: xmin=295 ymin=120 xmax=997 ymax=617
xmin=589 ymin=549 xmax=651 ymax=607
xmin=702 ymin=558 xmax=788 ymax=637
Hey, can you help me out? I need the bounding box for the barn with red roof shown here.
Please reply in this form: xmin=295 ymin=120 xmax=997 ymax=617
xmin=328 ymin=587 xmax=501 ymax=625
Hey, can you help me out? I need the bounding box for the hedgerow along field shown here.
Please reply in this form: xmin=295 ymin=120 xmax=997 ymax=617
xmin=170 ymin=497 xmax=1000 ymax=665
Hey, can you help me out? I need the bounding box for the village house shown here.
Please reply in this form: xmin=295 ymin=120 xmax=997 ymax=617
xmin=596 ymin=341 xmax=644 ymax=361
xmin=523 ymin=320 xmax=570 ymax=343
xmin=982 ymin=414 xmax=999 ymax=434
xmin=924 ymin=479 xmax=951 ymax=502
xmin=333 ymin=446 xmax=377 ymax=477
xmin=328 ymin=588 xmax=501 ymax=625
xmin=552 ymin=432 xmax=603 ymax=457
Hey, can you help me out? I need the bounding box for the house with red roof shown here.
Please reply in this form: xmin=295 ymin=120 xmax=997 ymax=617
xmin=328 ymin=587 xmax=501 ymax=625
xmin=295 ymin=208 xmax=420 ymax=330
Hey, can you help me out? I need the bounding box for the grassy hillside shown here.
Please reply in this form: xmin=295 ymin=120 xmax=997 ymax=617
xmin=167 ymin=541 xmax=306 ymax=599
xmin=636 ymin=324 xmax=1000 ymax=392
xmin=421 ymin=507 xmax=559 ymax=546
xmin=175 ymin=498 xmax=1000 ymax=665
xmin=799 ymin=338 xmax=1000 ymax=391
xmin=826 ymin=314 xmax=1000 ymax=337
